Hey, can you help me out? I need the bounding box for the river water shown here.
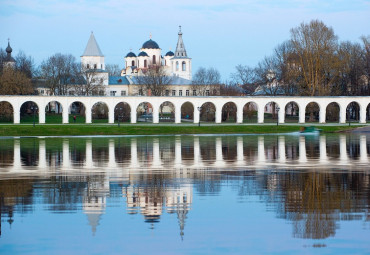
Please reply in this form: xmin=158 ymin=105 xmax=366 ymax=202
xmin=0 ymin=134 xmax=369 ymax=254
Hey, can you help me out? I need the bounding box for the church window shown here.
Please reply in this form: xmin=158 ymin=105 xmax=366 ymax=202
xmin=138 ymin=60 xmax=139 ymax=67
xmin=193 ymin=90 xmax=196 ymax=96
xmin=139 ymin=89 xmax=143 ymax=96
xmin=186 ymin=90 xmax=189 ymax=96
xmin=176 ymin=61 xmax=179 ymax=71
xmin=179 ymin=90 xmax=182 ymax=96
xmin=153 ymin=55 xmax=156 ymax=64
xmin=165 ymin=90 xmax=169 ymax=96
xmin=144 ymin=60 xmax=147 ymax=68
xmin=87 ymin=64 xmax=90 ymax=69
xmin=101 ymin=64 xmax=103 ymax=69
xmin=94 ymin=64 xmax=97 ymax=69
xmin=172 ymin=90 xmax=176 ymax=96
xmin=165 ymin=60 xmax=166 ymax=66
xmin=121 ymin=91 xmax=126 ymax=96
xmin=206 ymin=90 xmax=210 ymax=96
xmin=182 ymin=61 xmax=186 ymax=71
xmin=132 ymin=60 xmax=135 ymax=66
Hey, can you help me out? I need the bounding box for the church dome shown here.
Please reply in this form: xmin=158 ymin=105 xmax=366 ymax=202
xmin=6 ymin=42 xmax=12 ymax=54
xmin=125 ymin=52 xmax=136 ymax=58
xmin=138 ymin=51 xmax=149 ymax=57
xmin=142 ymin=39 xmax=160 ymax=49
xmin=165 ymin=51 xmax=174 ymax=56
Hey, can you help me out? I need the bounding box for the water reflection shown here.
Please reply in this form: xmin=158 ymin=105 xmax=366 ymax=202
xmin=1 ymin=134 xmax=369 ymax=172
xmin=0 ymin=134 xmax=369 ymax=251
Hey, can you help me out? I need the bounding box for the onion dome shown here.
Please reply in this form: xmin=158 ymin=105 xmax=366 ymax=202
xmin=142 ymin=39 xmax=160 ymax=49
xmin=138 ymin=51 xmax=149 ymax=57
xmin=165 ymin=51 xmax=174 ymax=57
xmin=125 ymin=52 xmax=136 ymax=58
xmin=6 ymin=41 xmax=12 ymax=54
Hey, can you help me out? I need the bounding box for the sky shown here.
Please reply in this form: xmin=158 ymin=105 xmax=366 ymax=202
xmin=1 ymin=0 xmax=370 ymax=80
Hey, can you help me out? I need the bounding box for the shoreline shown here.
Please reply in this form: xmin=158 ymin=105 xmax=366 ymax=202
xmin=0 ymin=124 xmax=366 ymax=137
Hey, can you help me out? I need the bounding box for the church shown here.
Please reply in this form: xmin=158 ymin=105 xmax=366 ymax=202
xmin=79 ymin=26 xmax=195 ymax=97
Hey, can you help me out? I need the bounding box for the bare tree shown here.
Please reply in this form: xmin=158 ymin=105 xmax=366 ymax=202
xmin=105 ymin=64 xmax=121 ymax=76
xmin=290 ymin=20 xmax=341 ymax=96
xmin=40 ymin=53 xmax=79 ymax=95
xmin=230 ymin=65 xmax=257 ymax=94
xmin=75 ymin=66 xmax=106 ymax=96
xmin=15 ymin=51 xmax=35 ymax=78
xmin=135 ymin=65 xmax=172 ymax=96
xmin=192 ymin=67 xmax=221 ymax=95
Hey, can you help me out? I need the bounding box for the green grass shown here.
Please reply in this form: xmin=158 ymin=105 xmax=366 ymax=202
xmin=0 ymin=124 xmax=362 ymax=137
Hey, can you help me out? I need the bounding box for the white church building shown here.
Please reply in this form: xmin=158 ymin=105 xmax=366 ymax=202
xmin=77 ymin=26 xmax=193 ymax=97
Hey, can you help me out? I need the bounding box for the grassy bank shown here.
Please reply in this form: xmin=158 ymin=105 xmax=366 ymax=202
xmin=0 ymin=124 xmax=361 ymax=137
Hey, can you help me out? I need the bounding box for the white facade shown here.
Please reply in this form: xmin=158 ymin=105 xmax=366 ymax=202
xmin=123 ymin=27 xmax=192 ymax=81
xmin=1 ymin=95 xmax=369 ymax=124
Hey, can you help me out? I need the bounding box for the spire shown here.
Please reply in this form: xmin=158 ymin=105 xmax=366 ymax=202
xmin=175 ymin=26 xmax=187 ymax=58
xmin=6 ymin=38 xmax=12 ymax=54
xmin=82 ymin=32 xmax=104 ymax=56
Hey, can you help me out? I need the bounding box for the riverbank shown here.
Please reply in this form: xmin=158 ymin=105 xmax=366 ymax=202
xmin=0 ymin=124 xmax=364 ymax=137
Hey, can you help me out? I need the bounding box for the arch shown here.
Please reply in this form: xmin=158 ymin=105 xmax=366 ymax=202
xmin=346 ymin=101 xmax=360 ymax=123
xmin=199 ymin=102 xmax=216 ymax=123
xmin=159 ymin=101 xmax=175 ymax=123
xmin=20 ymin=101 xmax=39 ymax=124
xmin=181 ymin=102 xmax=194 ymax=123
xmin=114 ymin=102 xmax=131 ymax=123
xmin=176 ymin=61 xmax=179 ymax=71
xmin=284 ymin=101 xmax=299 ymax=123
xmin=326 ymin=102 xmax=340 ymax=123
xmin=263 ymin=101 xmax=279 ymax=123
xmin=0 ymin=101 xmax=14 ymax=123
xmin=45 ymin=100 xmax=63 ymax=123
xmin=131 ymin=60 xmax=135 ymax=66
xmin=305 ymin=102 xmax=320 ymax=123
xmin=221 ymin=102 xmax=237 ymax=123
xmin=136 ymin=102 xmax=153 ymax=123
xmin=92 ymin=102 xmax=109 ymax=123
xmin=243 ymin=102 xmax=258 ymax=123
xmin=182 ymin=61 xmax=186 ymax=71
xmin=69 ymin=101 xmax=86 ymax=123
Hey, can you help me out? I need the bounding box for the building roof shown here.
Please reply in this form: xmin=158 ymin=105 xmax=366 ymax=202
xmin=138 ymin=51 xmax=149 ymax=57
xmin=125 ymin=52 xmax=136 ymax=58
xmin=129 ymin=75 xmax=192 ymax=85
xmin=82 ymin=32 xmax=104 ymax=57
xmin=165 ymin=51 xmax=174 ymax=56
xmin=109 ymin=76 xmax=130 ymax=85
xmin=142 ymin=39 xmax=160 ymax=49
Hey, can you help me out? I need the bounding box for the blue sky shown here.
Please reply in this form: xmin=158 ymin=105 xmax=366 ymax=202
xmin=1 ymin=0 xmax=369 ymax=80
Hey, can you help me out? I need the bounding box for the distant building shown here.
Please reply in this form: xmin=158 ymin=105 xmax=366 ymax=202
xmin=35 ymin=27 xmax=200 ymax=97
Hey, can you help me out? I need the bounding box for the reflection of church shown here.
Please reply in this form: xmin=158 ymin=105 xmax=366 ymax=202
xmin=122 ymin=183 xmax=192 ymax=237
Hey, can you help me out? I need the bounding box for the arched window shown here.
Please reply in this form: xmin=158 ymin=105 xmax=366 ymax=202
xmin=131 ymin=60 xmax=135 ymax=66
xmin=153 ymin=55 xmax=156 ymax=64
xmin=176 ymin=61 xmax=179 ymax=71
xmin=87 ymin=64 xmax=90 ymax=69
xmin=144 ymin=60 xmax=147 ymax=68
xmin=182 ymin=61 xmax=186 ymax=71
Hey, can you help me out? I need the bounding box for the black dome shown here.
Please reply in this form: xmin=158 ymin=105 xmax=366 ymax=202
xmin=165 ymin=51 xmax=174 ymax=56
xmin=125 ymin=52 xmax=136 ymax=58
xmin=142 ymin=39 xmax=160 ymax=49
xmin=138 ymin=51 xmax=149 ymax=57
xmin=6 ymin=42 xmax=12 ymax=54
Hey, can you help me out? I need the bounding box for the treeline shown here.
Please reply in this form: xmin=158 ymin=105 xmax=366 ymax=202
xmin=226 ymin=20 xmax=370 ymax=96
xmin=1 ymin=19 xmax=369 ymax=97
